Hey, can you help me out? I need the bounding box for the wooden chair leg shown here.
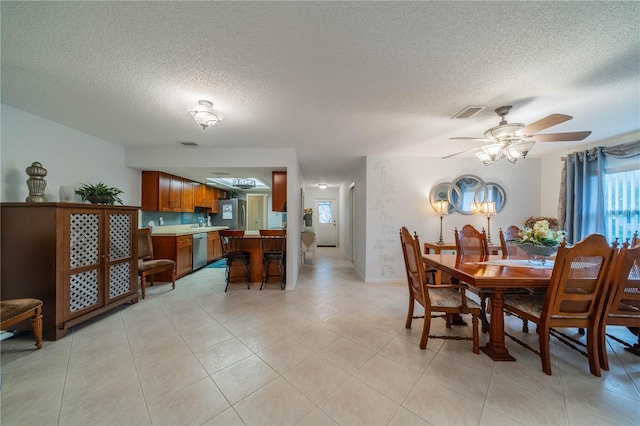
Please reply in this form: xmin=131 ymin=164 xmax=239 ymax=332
xmin=420 ymin=314 xmax=431 ymax=349
xmin=406 ymin=298 xmax=415 ymax=329
xmin=140 ymin=276 xmax=147 ymax=299
xmin=587 ymin=329 xmax=601 ymax=377
xmin=32 ymin=306 xmax=43 ymax=350
xmin=471 ymin=313 xmax=479 ymax=354
xmin=539 ymin=327 xmax=552 ymax=375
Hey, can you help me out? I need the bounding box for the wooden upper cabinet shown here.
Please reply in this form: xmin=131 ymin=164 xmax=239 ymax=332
xmin=183 ymin=180 xmax=195 ymax=212
xmin=272 ymin=171 xmax=287 ymax=212
xmin=142 ymin=171 xmax=186 ymax=212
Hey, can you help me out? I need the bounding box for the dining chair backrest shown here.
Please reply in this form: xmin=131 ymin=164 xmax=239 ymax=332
xmin=138 ymin=228 xmax=154 ymax=260
xmin=455 ymin=224 xmax=489 ymax=255
xmin=399 ymin=227 xmax=429 ymax=309
xmin=499 ymin=226 xmax=528 ymax=257
xmin=542 ymin=233 xmax=616 ymax=325
xmin=603 ymin=242 xmax=640 ymax=324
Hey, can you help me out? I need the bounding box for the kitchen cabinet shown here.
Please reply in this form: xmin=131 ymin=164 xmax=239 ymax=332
xmin=272 ymin=171 xmax=287 ymax=212
xmin=183 ymin=180 xmax=195 ymax=212
xmin=151 ymin=234 xmax=193 ymax=279
xmin=207 ymin=231 xmax=222 ymax=262
xmin=142 ymin=171 xmax=186 ymax=212
xmin=0 ymin=203 xmax=139 ymax=340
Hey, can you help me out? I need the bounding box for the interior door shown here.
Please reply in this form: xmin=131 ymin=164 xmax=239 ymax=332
xmin=315 ymin=198 xmax=337 ymax=246
xmin=247 ymin=194 xmax=266 ymax=231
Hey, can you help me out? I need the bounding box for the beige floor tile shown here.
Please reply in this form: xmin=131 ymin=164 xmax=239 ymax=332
xmin=378 ymin=335 xmax=437 ymax=373
xmin=292 ymin=323 xmax=341 ymax=352
xmin=421 ymin=351 xmax=493 ymax=403
xmin=211 ymin=354 xmax=279 ymax=404
xmin=284 ymin=355 xmax=351 ymax=404
xmin=257 ymin=337 xmax=315 ymax=374
xmin=194 ymin=337 xmax=254 ymax=375
xmin=137 ymin=353 xmax=208 ymax=403
xmin=317 ymin=337 xmax=375 ymax=374
xmin=478 ymin=407 xmax=524 ymax=425
xmin=202 ymin=407 xmax=246 ymax=425
xmin=179 ymin=321 xmax=234 ymax=352
xmin=234 ymin=377 xmax=315 ymax=425
xmin=109 ymin=406 xmax=152 ymax=426
xmin=342 ymin=322 xmax=396 ymax=352
xmin=319 ymin=377 xmax=399 ymax=425
xmin=387 ymin=406 xmax=433 ymax=425
xmin=403 ymin=375 xmax=484 ymax=425
xmin=354 ymin=354 xmax=420 ymax=404
xmin=236 ymin=325 xmax=288 ymax=352
xmin=147 ymin=377 xmax=230 ymax=425
xmin=563 ymin=376 xmax=640 ymax=425
xmin=296 ymin=407 xmax=339 ymax=425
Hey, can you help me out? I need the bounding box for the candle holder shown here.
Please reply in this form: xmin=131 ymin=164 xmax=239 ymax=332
xmin=434 ymin=200 xmax=449 ymax=245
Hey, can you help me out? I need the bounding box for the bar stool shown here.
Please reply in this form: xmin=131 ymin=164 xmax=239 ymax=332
xmin=259 ymin=230 xmax=286 ymax=290
xmin=219 ymin=230 xmax=251 ymax=292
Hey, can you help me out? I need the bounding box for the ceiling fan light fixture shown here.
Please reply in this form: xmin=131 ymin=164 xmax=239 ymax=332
xmin=476 ymin=150 xmax=496 ymax=166
xmin=189 ymin=100 xmax=223 ymax=130
xmin=484 ymin=123 xmax=525 ymax=140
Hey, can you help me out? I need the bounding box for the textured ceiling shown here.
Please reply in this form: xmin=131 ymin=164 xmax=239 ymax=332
xmin=2 ymin=1 xmax=639 ymax=186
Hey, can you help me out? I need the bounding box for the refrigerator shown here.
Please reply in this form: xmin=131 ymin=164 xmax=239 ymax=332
xmin=211 ymin=199 xmax=247 ymax=230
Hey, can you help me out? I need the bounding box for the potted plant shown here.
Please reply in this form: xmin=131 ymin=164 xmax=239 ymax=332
xmin=75 ymin=182 xmax=124 ymax=205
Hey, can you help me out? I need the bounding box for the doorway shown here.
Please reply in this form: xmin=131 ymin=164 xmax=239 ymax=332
xmin=247 ymin=194 xmax=267 ymax=231
xmin=315 ymin=198 xmax=337 ymax=246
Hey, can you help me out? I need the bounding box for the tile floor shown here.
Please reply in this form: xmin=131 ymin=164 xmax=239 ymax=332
xmin=1 ymin=247 xmax=639 ymax=425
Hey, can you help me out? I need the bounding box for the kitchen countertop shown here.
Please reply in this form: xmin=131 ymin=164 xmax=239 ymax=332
xmin=151 ymin=225 xmax=229 ymax=236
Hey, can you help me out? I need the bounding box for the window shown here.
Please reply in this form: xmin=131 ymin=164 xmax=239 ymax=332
xmin=605 ymin=167 xmax=639 ymax=244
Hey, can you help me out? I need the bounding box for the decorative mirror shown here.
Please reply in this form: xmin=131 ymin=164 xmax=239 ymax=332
xmin=448 ymin=174 xmax=485 ymax=215
xmin=429 ymin=182 xmax=454 ymax=214
xmin=481 ymin=182 xmax=507 ymax=213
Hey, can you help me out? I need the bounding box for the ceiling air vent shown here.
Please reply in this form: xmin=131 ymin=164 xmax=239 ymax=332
xmin=179 ymin=141 xmax=199 ymax=147
xmin=451 ymin=105 xmax=487 ymax=119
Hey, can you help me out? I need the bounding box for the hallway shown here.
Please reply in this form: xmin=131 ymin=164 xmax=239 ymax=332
xmin=1 ymin=247 xmax=638 ymax=425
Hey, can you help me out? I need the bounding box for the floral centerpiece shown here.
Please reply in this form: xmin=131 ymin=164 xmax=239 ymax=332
xmin=509 ymin=219 xmax=567 ymax=262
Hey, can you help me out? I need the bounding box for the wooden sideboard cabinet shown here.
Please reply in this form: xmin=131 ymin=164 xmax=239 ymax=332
xmin=272 ymin=171 xmax=287 ymax=212
xmin=207 ymin=231 xmax=222 ymax=262
xmin=0 ymin=203 xmax=139 ymax=340
xmin=151 ymin=234 xmax=193 ymax=279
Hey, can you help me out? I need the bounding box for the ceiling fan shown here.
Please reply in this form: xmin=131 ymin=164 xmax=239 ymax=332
xmin=443 ymin=106 xmax=592 ymax=165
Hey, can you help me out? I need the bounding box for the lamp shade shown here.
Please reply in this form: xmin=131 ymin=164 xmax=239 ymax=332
xmin=434 ymin=199 xmax=449 ymax=215
xmin=189 ymin=100 xmax=223 ymax=129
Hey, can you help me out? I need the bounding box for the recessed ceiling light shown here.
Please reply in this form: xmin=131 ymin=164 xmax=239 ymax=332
xmin=318 ymin=183 xmax=328 ymax=189
xmin=179 ymin=141 xmax=199 ymax=147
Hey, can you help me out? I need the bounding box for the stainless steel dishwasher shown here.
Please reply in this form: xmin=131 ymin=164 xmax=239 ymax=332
xmin=192 ymin=233 xmax=207 ymax=270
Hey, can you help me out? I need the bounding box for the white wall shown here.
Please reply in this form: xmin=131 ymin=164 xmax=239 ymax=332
xmin=1 ymin=105 xmax=141 ymax=205
xmin=365 ymin=155 xmax=542 ymax=283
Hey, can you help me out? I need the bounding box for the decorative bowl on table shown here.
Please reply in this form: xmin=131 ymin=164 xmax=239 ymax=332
xmin=514 ymin=243 xmax=558 ymax=265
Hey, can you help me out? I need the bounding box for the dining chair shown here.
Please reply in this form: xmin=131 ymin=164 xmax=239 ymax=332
xmin=137 ymin=228 xmax=176 ymax=299
xmin=259 ymin=229 xmax=286 ymax=290
xmin=454 ymin=224 xmax=491 ymax=331
xmin=598 ymin=242 xmax=640 ymax=369
xmin=399 ymin=227 xmax=480 ymax=353
xmin=499 ymin=226 xmax=528 ymax=257
xmin=502 ymin=233 xmax=617 ymax=376
xmin=631 ymin=231 xmax=639 ymax=248
xmin=219 ymin=230 xmax=251 ymax=292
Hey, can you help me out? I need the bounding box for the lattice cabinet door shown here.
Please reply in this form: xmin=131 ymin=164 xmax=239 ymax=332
xmin=105 ymin=210 xmax=137 ymax=302
xmin=63 ymin=208 xmax=104 ymax=320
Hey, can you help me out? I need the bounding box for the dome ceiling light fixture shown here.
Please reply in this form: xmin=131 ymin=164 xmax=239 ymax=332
xmin=189 ymin=100 xmax=223 ymax=130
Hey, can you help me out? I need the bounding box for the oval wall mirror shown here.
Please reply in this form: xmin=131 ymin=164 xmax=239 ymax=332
xmin=448 ymin=174 xmax=485 ymax=215
xmin=483 ymin=182 xmax=507 ymax=213
xmin=429 ymin=182 xmax=454 ymax=214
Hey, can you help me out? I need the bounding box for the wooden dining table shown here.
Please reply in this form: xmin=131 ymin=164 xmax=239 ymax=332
xmin=422 ymin=254 xmax=553 ymax=361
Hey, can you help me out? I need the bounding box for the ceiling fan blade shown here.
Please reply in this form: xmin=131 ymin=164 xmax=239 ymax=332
xmin=449 ymin=137 xmax=494 ymax=142
xmin=521 ymin=114 xmax=572 ymax=135
xmin=442 ymin=146 xmax=482 ymax=159
xmin=532 ymin=131 xmax=592 ymax=142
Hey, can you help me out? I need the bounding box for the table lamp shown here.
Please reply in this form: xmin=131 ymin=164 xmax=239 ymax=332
xmin=434 ymin=199 xmax=449 ymax=245
xmin=480 ymin=201 xmax=497 ymax=245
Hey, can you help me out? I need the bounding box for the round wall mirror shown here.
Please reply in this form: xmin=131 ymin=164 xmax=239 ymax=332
xmin=429 ymin=182 xmax=454 ymax=214
xmin=448 ymin=174 xmax=485 ymax=215
xmin=483 ymin=182 xmax=507 ymax=213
